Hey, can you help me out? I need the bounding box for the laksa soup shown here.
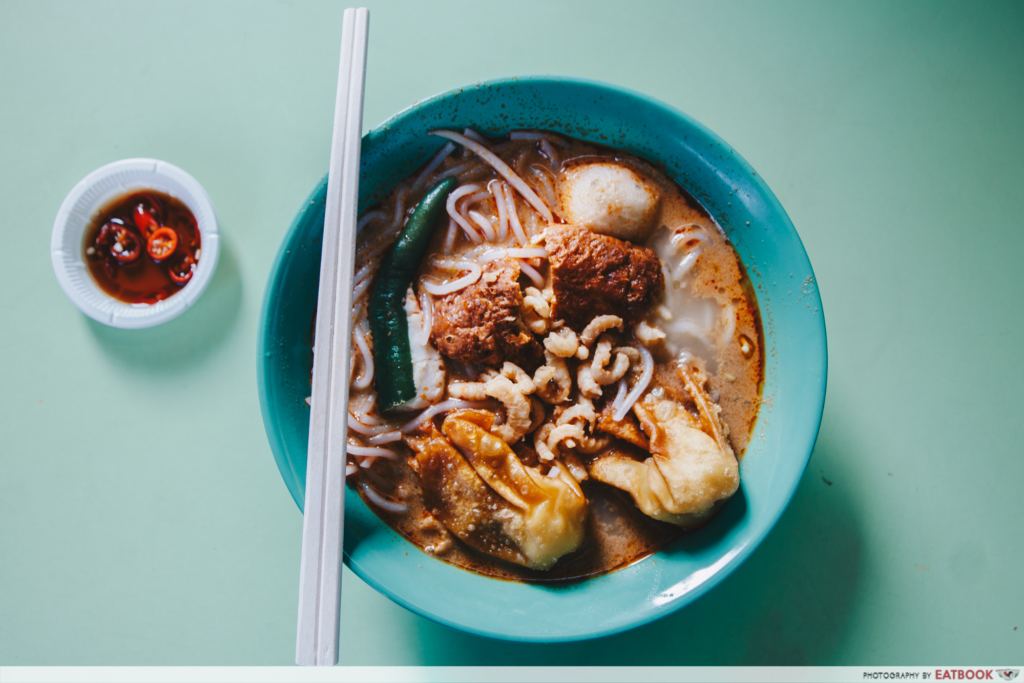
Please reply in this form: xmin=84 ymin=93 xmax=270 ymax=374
xmin=320 ymin=128 xmax=763 ymax=581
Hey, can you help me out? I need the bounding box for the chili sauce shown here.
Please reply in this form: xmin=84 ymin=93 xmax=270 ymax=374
xmin=83 ymin=190 xmax=201 ymax=304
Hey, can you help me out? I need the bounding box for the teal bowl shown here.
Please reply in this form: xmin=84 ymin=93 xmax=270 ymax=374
xmin=257 ymin=76 xmax=826 ymax=642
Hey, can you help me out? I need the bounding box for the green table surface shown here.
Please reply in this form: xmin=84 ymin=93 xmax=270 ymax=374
xmin=2 ymin=0 xmax=1022 ymax=666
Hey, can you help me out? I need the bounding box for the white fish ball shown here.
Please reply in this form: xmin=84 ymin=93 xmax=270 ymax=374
xmin=558 ymin=162 xmax=661 ymax=242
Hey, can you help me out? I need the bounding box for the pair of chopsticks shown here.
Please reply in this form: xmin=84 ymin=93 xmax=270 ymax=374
xmin=295 ymin=7 xmax=369 ymax=667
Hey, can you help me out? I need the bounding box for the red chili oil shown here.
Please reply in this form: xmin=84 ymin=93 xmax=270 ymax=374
xmin=83 ymin=190 xmax=202 ymax=304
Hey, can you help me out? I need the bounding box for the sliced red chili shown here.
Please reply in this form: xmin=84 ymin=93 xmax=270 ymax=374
xmin=96 ymin=221 xmax=141 ymax=263
xmin=167 ymin=253 xmax=196 ymax=284
xmin=134 ymin=203 xmax=160 ymax=237
xmin=147 ymin=227 xmax=178 ymax=261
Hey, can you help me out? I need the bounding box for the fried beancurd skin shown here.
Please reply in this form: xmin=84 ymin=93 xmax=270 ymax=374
xmin=442 ymin=412 xmax=587 ymax=570
xmin=411 ymin=410 xmax=588 ymax=571
xmin=596 ymin=402 xmax=650 ymax=451
xmin=545 ymin=224 xmax=664 ymax=331
xmin=430 ymin=259 xmax=542 ymax=368
xmin=406 ymin=421 xmax=529 ymax=568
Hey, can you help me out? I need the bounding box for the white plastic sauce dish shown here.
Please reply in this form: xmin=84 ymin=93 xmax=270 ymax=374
xmin=51 ymin=158 xmax=220 ymax=329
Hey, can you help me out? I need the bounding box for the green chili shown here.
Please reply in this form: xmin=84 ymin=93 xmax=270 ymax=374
xmin=368 ymin=177 xmax=457 ymax=412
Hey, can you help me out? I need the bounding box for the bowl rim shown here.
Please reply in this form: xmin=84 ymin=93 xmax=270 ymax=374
xmin=258 ymin=74 xmax=827 ymax=642
xmin=50 ymin=157 xmax=220 ymax=329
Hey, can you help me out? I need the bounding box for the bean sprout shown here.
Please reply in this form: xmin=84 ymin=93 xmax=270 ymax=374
xmin=353 ymin=261 xmax=376 ymax=287
xmin=672 ymin=247 xmax=703 ymax=280
xmin=668 ymin=319 xmax=713 ymax=348
xmin=489 ymin=179 xmax=509 ymax=241
xmin=429 ymin=256 xmax=475 ymax=271
xmin=477 ymin=249 xmax=507 ymax=262
xmin=462 ymin=127 xmax=490 ymax=145
xmin=539 ymin=139 xmax=559 ymax=169
xmin=401 ymin=399 xmax=496 ymax=433
xmin=518 ymin=261 xmax=545 ymax=288
xmin=430 ymin=130 xmax=554 ymax=223
xmin=360 ymin=483 xmax=410 ymax=513
xmin=509 ymin=130 xmax=570 ymax=148
xmin=346 ymin=463 xmax=358 ymax=477
xmin=468 ymin=210 xmax=497 ymax=241
xmin=529 ymin=164 xmax=559 ymax=213
xmin=357 ymin=210 xmax=388 ymax=232
xmin=351 ymin=323 xmax=374 ymax=390
xmin=347 ymin=444 xmax=399 ymax=458
xmin=347 ymin=416 xmax=394 ymax=436
xmin=501 ymin=182 xmax=529 ymax=245
xmin=442 ymin=217 xmax=458 ymax=254
xmin=479 ymin=247 xmax=548 ymax=262
xmin=353 ymin=409 xmax=380 ymax=425
xmin=388 ymin=187 xmax=409 ymax=231
xmin=420 ymin=262 xmax=482 ymax=296
xmin=611 ymin=377 xmax=628 ymax=415
xmin=446 ymin=184 xmax=485 ymax=244
xmin=354 ymin=392 xmax=376 ymax=415
xmin=439 ymin=159 xmax=483 ymax=179
xmin=361 ymin=229 xmax=399 ymax=263
xmin=352 ymin=270 xmax=375 ymax=303
xmin=506 ymin=247 xmax=548 ymax=259
xmin=458 ymin=189 xmax=491 ymax=211
xmin=410 ymin=142 xmax=455 ymax=194
xmin=367 ymin=430 xmax=403 ymax=445
xmin=509 ymin=131 xmax=551 ymax=142
xmin=613 ymin=346 xmax=654 ymax=422
xmin=670 ymin=225 xmax=711 ymax=248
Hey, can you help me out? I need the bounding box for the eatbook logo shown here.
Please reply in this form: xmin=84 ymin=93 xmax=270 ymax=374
xmin=997 ymin=671 xmax=1019 ymax=682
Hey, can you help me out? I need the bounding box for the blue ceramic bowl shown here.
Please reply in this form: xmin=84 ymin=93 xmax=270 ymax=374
xmin=257 ymin=76 xmax=826 ymax=642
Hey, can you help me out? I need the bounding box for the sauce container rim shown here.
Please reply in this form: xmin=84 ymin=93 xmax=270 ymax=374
xmin=50 ymin=158 xmax=220 ymax=329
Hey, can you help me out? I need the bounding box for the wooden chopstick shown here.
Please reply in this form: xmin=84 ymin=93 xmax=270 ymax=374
xmin=296 ymin=6 xmax=369 ymax=667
